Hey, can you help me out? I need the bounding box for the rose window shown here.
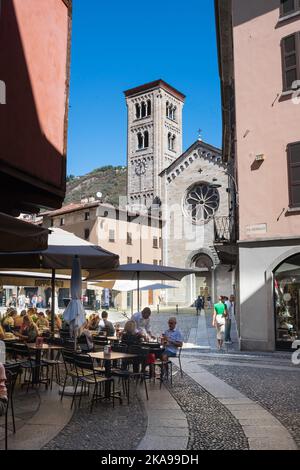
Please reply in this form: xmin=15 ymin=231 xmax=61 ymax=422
xmin=184 ymin=183 xmax=220 ymax=223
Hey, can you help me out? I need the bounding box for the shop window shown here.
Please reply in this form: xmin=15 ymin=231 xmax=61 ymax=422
xmin=60 ymin=217 xmax=65 ymax=226
xmin=274 ymin=254 xmax=300 ymax=349
xmin=127 ymin=256 xmax=132 ymax=264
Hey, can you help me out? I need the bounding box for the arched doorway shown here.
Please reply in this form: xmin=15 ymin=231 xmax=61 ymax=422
xmin=274 ymin=253 xmax=300 ymax=350
xmin=193 ymin=253 xmax=213 ymax=302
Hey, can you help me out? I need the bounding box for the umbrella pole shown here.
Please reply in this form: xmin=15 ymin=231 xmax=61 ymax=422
xmin=51 ymin=269 xmax=55 ymax=338
xmin=137 ymin=271 xmax=140 ymax=313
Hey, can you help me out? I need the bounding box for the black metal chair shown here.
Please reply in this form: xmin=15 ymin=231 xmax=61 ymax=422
xmin=111 ymin=344 xmax=149 ymax=404
xmin=73 ymin=354 xmax=115 ymax=412
xmin=11 ymin=343 xmax=49 ymax=391
xmin=4 ymin=363 xmax=21 ymax=450
xmin=154 ymin=347 xmax=183 ymax=387
xmin=60 ymin=349 xmax=78 ymax=405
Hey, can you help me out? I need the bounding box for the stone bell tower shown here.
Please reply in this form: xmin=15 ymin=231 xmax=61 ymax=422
xmin=124 ymin=79 xmax=185 ymax=209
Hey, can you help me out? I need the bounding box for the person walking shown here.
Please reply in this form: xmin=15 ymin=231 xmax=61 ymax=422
xmin=212 ymin=296 xmax=228 ymax=350
xmin=207 ymin=295 xmax=212 ymax=309
xmin=224 ymin=296 xmax=233 ymax=344
xmin=195 ymin=295 xmax=203 ymax=316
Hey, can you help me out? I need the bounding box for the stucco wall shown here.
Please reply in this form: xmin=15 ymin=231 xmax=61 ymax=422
xmin=232 ymin=0 xmax=300 ymax=241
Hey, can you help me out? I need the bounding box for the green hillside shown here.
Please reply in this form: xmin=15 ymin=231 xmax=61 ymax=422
xmin=64 ymin=166 xmax=127 ymax=207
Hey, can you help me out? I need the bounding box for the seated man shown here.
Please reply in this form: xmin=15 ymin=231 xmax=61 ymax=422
xmin=0 ymin=363 xmax=8 ymax=417
xmin=161 ymin=317 xmax=183 ymax=361
xmin=98 ymin=311 xmax=115 ymax=337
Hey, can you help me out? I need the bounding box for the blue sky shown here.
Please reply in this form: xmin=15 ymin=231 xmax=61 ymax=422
xmin=67 ymin=0 xmax=221 ymax=176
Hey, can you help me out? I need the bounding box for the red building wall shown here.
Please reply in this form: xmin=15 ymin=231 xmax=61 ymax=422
xmin=0 ymin=0 xmax=72 ymax=214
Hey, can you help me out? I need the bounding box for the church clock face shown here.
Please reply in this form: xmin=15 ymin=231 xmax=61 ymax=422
xmin=135 ymin=161 xmax=147 ymax=176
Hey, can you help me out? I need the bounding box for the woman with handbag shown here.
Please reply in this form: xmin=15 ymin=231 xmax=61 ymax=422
xmin=212 ymin=296 xmax=228 ymax=350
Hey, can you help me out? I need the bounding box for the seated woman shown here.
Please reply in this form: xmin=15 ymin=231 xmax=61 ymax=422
xmin=36 ymin=312 xmax=50 ymax=330
xmin=2 ymin=309 xmax=17 ymax=333
xmin=14 ymin=310 xmax=26 ymax=330
xmin=15 ymin=315 xmax=39 ymax=343
xmin=87 ymin=313 xmax=100 ymax=331
xmin=120 ymin=320 xmax=142 ymax=372
xmin=121 ymin=320 xmax=142 ymax=346
xmin=78 ymin=321 xmax=94 ymax=352
xmin=0 ymin=324 xmax=5 ymax=340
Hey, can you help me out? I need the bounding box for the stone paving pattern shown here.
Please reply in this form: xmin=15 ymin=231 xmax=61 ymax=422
xmin=164 ymin=369 xmax=249 ymax=450
xmin=202 ymin=363 xmax=300 ymax=449
xmin=43 ymin=389 xmax=147 ymax=450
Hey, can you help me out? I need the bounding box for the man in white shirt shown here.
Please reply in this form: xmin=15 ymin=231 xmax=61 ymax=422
xmin=131 ymin=307 xmax=156 ymax=340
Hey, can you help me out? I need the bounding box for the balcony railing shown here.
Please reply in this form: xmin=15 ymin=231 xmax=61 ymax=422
xmin=214 ymin=216 xmax=236 ymax=243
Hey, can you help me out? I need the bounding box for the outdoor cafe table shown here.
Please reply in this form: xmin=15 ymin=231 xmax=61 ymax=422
xmin=27 ymin=343 xmax=63 ymax=385
xmin=89 ymin=351 xmax=137 ymax=399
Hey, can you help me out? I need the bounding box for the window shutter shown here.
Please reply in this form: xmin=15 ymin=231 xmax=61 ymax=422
xmin=282 ymin=33 xmax=300 ymax=91
xmin=280 ymin=0 xmax=296 ymax=16
xmin=288 ymin=142 xmax=300 ymax=208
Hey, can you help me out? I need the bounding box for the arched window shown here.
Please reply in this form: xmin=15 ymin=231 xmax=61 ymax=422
xmin=172 ymin=135 xmax=176 ymax=151
xmin=168 ymin=133 xmax=175 ymax=151
xmin=168 ymin=132 xmax=172 ymax=150
xmin=137 ymin=132 xmax=143 ymax=150
xmin=147 ymin=100 xmax=151 ymax=116
xmin=166 ymin=101 xmax=169 ymax=118
xmin=144 ymin=131 xmax=149 ymax=148
xmin=135 ymin=103 xmax=141 ymax=119
xmin=141 ymin=101 xmax=147 ymax=118
xmin=173 ymin=106 xmax=177 ymax=121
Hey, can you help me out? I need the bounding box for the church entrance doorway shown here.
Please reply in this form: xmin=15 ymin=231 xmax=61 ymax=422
xmin=193 ymin=254 xmax=213 ymax=305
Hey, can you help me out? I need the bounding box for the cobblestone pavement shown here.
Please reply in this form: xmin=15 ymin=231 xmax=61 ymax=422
xmin=164 ymin=368 xmax=249 ymax=450
xmin=199 ymin=358 xmax=300 ymax=449
xmin=43 ymin=388 xmax=147 ymax=450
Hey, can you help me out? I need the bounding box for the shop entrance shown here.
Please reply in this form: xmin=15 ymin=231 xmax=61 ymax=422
xmin=274 ymin=254 xmax=300 ymax=350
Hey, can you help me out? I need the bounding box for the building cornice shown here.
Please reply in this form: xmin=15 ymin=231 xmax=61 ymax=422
xmin=160 ymin=140 xmax=223 ymax=179
xmin=124 ymin=79 xmax=186 ymax=102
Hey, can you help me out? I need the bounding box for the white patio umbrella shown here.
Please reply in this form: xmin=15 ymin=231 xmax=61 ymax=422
xmin=63 ymin=256 xmax=86 ymax=350
xmin=0 ymin=228 xmax=119 ymax=336
xmin=88 ymin=261 xmax=199 ymax=312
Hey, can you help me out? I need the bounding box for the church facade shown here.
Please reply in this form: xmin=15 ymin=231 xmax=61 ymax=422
xmin=124 ymin=80 xmax=234 ymax=305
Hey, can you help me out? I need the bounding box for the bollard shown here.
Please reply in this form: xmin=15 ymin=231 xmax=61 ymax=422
xmin=176 ymin=304 xmax=179 ymax=315
xmin=157 ymin=304 xmax=159 ymax=314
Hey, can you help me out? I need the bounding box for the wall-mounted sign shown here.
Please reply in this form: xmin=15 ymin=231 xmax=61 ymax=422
xmin=34 ymin=280 xmax=64 ymax=288
xmin=246 ymin=224 xmax=267 ymax=236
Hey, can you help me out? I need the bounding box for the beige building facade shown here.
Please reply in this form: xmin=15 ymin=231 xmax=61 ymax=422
xmin=216 ymin=0 xmax=300 ymax=350
xmin=43 ymin=202 xmax=162 ymax=311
